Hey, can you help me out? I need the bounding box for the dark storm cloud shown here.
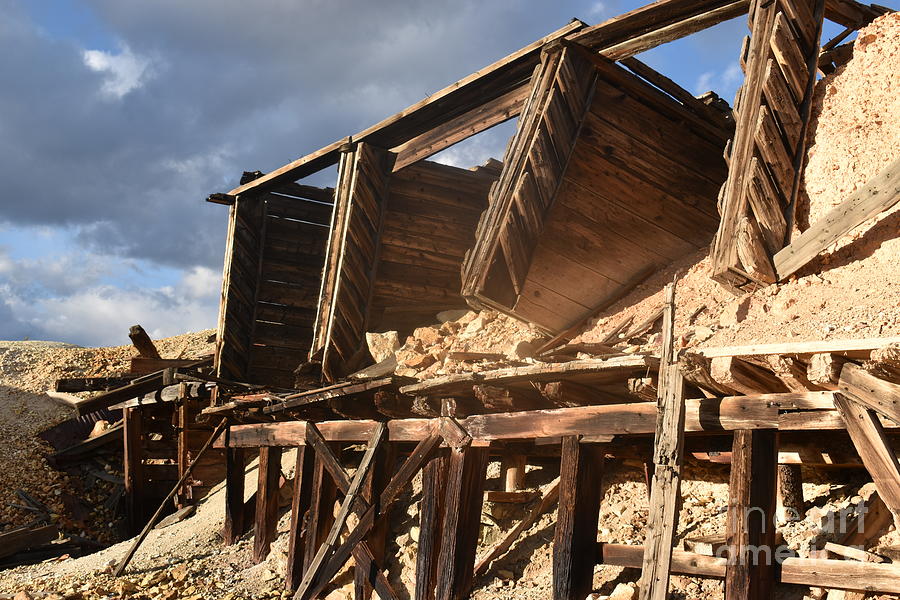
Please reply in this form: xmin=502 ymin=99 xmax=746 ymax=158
xmin=0 ymin=0 xmax=586 ymax=269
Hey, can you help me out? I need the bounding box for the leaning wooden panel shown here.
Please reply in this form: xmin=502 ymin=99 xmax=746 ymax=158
xmin=464 ymin=45 xmax=728 ymax=333
xmin=312 ymin=143 xmax=396 ymax=382
xmin=711 ymin=0 xmax=825 ymax=289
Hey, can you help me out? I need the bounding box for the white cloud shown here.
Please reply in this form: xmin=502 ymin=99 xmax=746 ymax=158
xmin=0 ymin=248 xmax=217 ymax=346
xmin=694 ymin=61 xmax=743 ymax=100
xmin=83 ymin=45 xmax=153 ymax=98
xmin=587 ymin=2 xmax=609 ymax=20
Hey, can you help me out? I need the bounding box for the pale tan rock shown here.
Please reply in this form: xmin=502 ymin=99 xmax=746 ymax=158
xmin=437 ymin=309 xmax=470 ymax=323
xmin=609 ymin=583 xmax=636 ymax=599
xmin=412 ymin=326 xmax=442 ymax=347
xmin=365 ymin=331 xmax=400 ymax=363
xmin=719 ymin=295 xmax=751 ymax=326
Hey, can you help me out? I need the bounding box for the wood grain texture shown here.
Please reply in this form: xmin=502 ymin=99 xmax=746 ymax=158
xmin=553 ymin=437 xmax=604 ymax=600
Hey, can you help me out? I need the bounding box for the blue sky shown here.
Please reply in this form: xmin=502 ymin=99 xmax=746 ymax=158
xmin=0 ymin=0 xmax=893 ymax=346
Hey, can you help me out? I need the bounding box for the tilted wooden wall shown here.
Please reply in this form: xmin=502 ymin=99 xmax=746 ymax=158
xmin=463 ymin=43 xmax=729 ymax=333
xmin=215 ymin=183 xmax=333 ymax=388
xmin=711 ymin=0 xmax=825 ymax=289
xmin=313 ymin=146 xmax=497 ymax=382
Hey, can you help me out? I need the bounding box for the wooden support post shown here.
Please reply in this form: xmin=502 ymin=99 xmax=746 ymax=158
xmin=223 ymin=434 xmax=246 ymax=545
xmin=435 ymin=445 xmax=490 ymax=600
xmin=639 ymin=282 xmax=687 ymax=600
xmin=725 ymin=429 xmax=778 ymax=600
xmin=286 ymin=446 xmax=315 ymax=591
xmin=415 ymin=450 xmax=449 ymax=600
xmin=553 ymin=436 xmax=604 ymax=600
xmin=254 ymin=446 xmax=283 ymax=564
xmin=833 ymin=393 xmax=900 ymax=529
xmin=304 ymin=449 xmax=338 ymax=571
xmin=355 ymin=441 xmax=397 ymax=600
xmin=123 ymin=406 xmax=144 ymax=536
xmin=501 ymin=451 xmax=527 ymax=492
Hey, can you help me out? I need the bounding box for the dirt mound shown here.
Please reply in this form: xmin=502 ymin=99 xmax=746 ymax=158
xmin=0 ymin=330 xmax=215 ymax=544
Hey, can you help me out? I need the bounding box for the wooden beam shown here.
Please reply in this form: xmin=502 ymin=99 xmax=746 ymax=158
xmin=222 ymin=393 xmax=841 ymax=448
xmin=775 ymin=156 xmax=900 ymax=279
xmin=571 ymin=0 xmax=748 ymax=52
xmin=227 ymin=21 xmax=584 ymax=197
xmin=392 ymin=85 xmax=527 ymax=171
xmin=435 ymin=445 xmax=490 ymax=600
xmin=599 ymin=543 xmax=900 ymax=591
xmin=475 ymin=478 xmax=560 ymax=577
xmin=833 ymin=393 xmax=900 ymax=529
xmin=129 ymin=324 xmax=160 ymax=359
xmin=303 ymin=433 xmax=443 ymax=600
xmin=599 ymin=0 xmax=750 ymax=60
xmin=294 ymin=424 xmax=387 ymax=599
xmin=688 ymin=337 xmax=900 ymax=359
xmin=554 ymin=437 xmax=604 ymax=600
xmin=725 ymin=429 xmax=778 ymax=600
xmin=838 ymin=362 xmax=900 ymax=424
xmin=304 ymin=450 xmax=338 ymax=572
xmin=355 ymin=442 xmax=399 ymax=600
xmin=123 ymin=406 xmax=144 ymax=536
xmin=253 ymin=446 xmax=282 ymax=563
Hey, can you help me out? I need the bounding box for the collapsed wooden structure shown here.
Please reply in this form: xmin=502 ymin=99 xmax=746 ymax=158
xmin=194 ymin=0 xmax=900 ymax=599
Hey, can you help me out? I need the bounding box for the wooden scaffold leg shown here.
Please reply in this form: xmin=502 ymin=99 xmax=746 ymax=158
xmin=553 ymin=436 xmax=604 ymax=600
xmin=254 ymin=446 xmax=283 ymax=564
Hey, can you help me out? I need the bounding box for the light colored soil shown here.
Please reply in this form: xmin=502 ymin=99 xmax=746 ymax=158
xmin=0 ymin=330 xmax=215 ymax=543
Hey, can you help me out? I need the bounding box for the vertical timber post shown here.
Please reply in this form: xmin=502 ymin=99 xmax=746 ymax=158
xmin=355 ymin=441 xmax=398 ymax=600
xmin=286 ymin=446 xmax=316 ymax=591
xmin=725 ymin=429 xmax=778 ymax=600
xmin=553 ymin=436 xmax=604 ymax=600
xmin=435 ymin=445 xmax=489 ymax=600
xmin=305 ymin=447 xmax=339 ymax=571
xmin=254 ymin=446 xmax=283 ymax=563
xmin=415 ymin=449 xmax=449 ymax=600
xmin=123 ymin=406 xmax=144 ymax=536
xmin=223 ymin=427 xmax=247 ymax=545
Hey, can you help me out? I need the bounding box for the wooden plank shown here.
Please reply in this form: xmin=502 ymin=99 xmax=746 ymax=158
xmin=434 ymin=446 xmax=490 ymax=600
xmin=129 ymin=325 xmax=161 ymax=358
xmin=355 ymin=442 xmax=399 ymax=600
xmin=770 ymin=11 xmax=809 ymax=102
xmin=833 ymin=393 xmax=900 ymax=529
xmin=725 ymin=429 xmax=778 ymax=600
xmin=639 ymin=283 xmax=685 ymax=600
xmin=775 ymin=157 xmax=900 ymax=279
xmin=253 ymin=446 xmax=282 ymax=564
xmin=690 ymin=337 xmax=900 ymax=358
xmin=781 ymin=557 xmax=900 ymax=591
xmin=0 ymin=525 xmax=59 ymax=560
xmin=553 ymin=438 xmax=604 ymax=600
